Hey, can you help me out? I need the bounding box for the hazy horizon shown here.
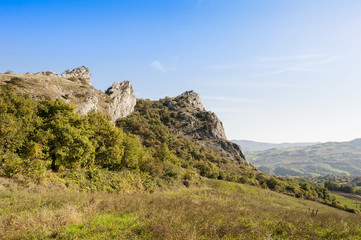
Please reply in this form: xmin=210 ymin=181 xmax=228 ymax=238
xmin=1 ymin=0 xmax=361 ymax=143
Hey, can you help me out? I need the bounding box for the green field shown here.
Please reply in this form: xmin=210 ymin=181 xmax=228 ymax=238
xmin=1 ymin=177 xmax=361 ymax=239
xmin=333 ymin=192 xmax=361 ymax=210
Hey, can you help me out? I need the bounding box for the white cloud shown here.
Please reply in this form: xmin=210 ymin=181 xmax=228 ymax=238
xmin=150 ymin=61 xmax=166 ymax=73
xmin=150 ymin=60 xmax=177 ymax=73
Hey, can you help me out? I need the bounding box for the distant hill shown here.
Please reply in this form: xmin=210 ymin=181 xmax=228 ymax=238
xmin=232 ymin=140 xmax=319 ymax=152
xmin=246 ymin=139 xmax=361 ymax=177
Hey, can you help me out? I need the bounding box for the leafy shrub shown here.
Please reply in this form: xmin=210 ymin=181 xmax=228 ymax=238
xmin=1 ymin=151 xmax=22 ymax=177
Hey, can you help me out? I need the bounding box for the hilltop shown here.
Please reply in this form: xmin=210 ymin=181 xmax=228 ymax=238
xmin=232 ymin=139 xmax=320 ymax=152
xmin=0 ymin=67 xmax=136 ymax=122
xmin=247 ymin=139 xmax=361 ymax=176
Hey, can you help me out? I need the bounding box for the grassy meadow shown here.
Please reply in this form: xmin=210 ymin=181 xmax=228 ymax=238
xmin=1 ymin=177 xmax=361 ymax=240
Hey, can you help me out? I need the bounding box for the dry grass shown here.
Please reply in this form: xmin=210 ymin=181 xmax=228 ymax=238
xmin=1 ymin=178 xmax=361 ymax=239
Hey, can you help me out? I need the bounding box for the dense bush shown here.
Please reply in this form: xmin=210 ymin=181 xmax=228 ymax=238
xmin=0 ymin=86 xmax=195 ymax=190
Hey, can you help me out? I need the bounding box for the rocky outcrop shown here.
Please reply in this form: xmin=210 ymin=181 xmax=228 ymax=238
xmin=61 ymin=66 xmax=92 ymax=85
xmin=73 ymin=89 xmax=99 ymax=116
xmin=160 ymin=90 xmax=248 ymax=165
xmin=105 ymin=81 xmax=136 ymax=121
xmin=25 ymin=66 xmax=92 ymax=85
xmin=164 ymin=90 xmax=204 ymax=110
xmin=161 ymin=91 xmax=226 ymax=140
xmin=0 ymin=67 xmax=135 ymax=123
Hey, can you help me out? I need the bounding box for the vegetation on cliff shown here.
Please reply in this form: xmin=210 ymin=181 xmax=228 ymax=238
xmin=1 ymin=79 xmax=361 ymax=239
xmin=0 ymin=84 xmax=353 ymax=212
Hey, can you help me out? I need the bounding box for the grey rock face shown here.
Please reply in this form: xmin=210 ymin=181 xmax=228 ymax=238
xmin=161 ymin=90 xmax=226 ymax=140
xmin=74 ymin=80 xmax=136 ymax=122
xmin=105 ymin=81 xmax=136 ymax=122
xmin=205 ymin=112 xmax=227 ymax=140
xmin=179 ymin=90 xmax=205 ymax=110
xmin=159 ymin=90 xmax=248 ymax=164
xmin=162 ymin=90 xmax=204 ymax=110
xmin=75 ymin=92 xmax=99 ymax=116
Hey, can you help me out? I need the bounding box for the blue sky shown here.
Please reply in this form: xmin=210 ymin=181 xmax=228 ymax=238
xmin=1 ymin=0 xmax=361 ymax=142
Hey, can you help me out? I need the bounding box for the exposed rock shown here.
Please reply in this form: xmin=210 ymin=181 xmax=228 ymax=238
xmin=159 ymin=90 xmax=248 ymax=165
xmin=105 ymin=81 xmax=136 ymax=122
xmin=61 ymin=66 xmax=92 ymax=85
xmin=74 ymin=91 xmax=99 ymax=116
xmin=163 ymin=90 xmax=204 ymax=110
xmin=178 ymin=90 xmax=205 ymax=110
xmin=0 ymin=67 xmax=136 ymax=123
xmin=160 ymin=91 xmax=226 ymax=140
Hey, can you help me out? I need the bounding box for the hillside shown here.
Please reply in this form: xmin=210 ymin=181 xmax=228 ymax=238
xmin=232 ymin=139 xmax=319 ymax=152
xmin=1 ymin=178 xmax=361 ymax=239
xmin=0 ymin=68 xmax=259 ymax=191
xmin=0 ymin=67 xmax=357 ymax=239
xmin=247 ymin=139 xmax=361 ymax=176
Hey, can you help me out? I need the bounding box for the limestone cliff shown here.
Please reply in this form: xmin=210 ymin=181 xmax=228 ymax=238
xmin=105 ymin=81 xmax=136 ymax=121
xmin=0 ymin=67 xmax=136 ymax=122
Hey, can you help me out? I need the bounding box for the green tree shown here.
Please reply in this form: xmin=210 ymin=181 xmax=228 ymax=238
xmin=0 ymin=85 xmax=38 ymax=154
xmin=122 ymin=133 xmax=146 ymax=169
xmin=87 ymin=112 xmax=124 ymax=169
xmin=37 ymin=99 xmax=94 ymax=170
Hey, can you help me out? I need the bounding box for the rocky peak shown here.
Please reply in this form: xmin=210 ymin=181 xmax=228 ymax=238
xmin=158 ymin=90 xmax=246 ymax=164
xmin=61 ymin=66 xmax=91 ymax=85
xmin=105 ymin=81 xmax=136 ymax=122
xmin=160 ymin=90 xmax=226 ymax=140
xmin=178 ymin=90 xmax=204 ymax=110
xmin=162 ymin=90 xmax=205 ymax=111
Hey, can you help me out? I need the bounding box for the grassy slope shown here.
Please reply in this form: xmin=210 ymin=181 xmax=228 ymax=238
xmin=246 ymin=139 xmax=361 ymax=177
xmin=332 ymin=192 xmax=361 ymax=210
xmin=1 ymin=178 xmax=360 ymax=240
